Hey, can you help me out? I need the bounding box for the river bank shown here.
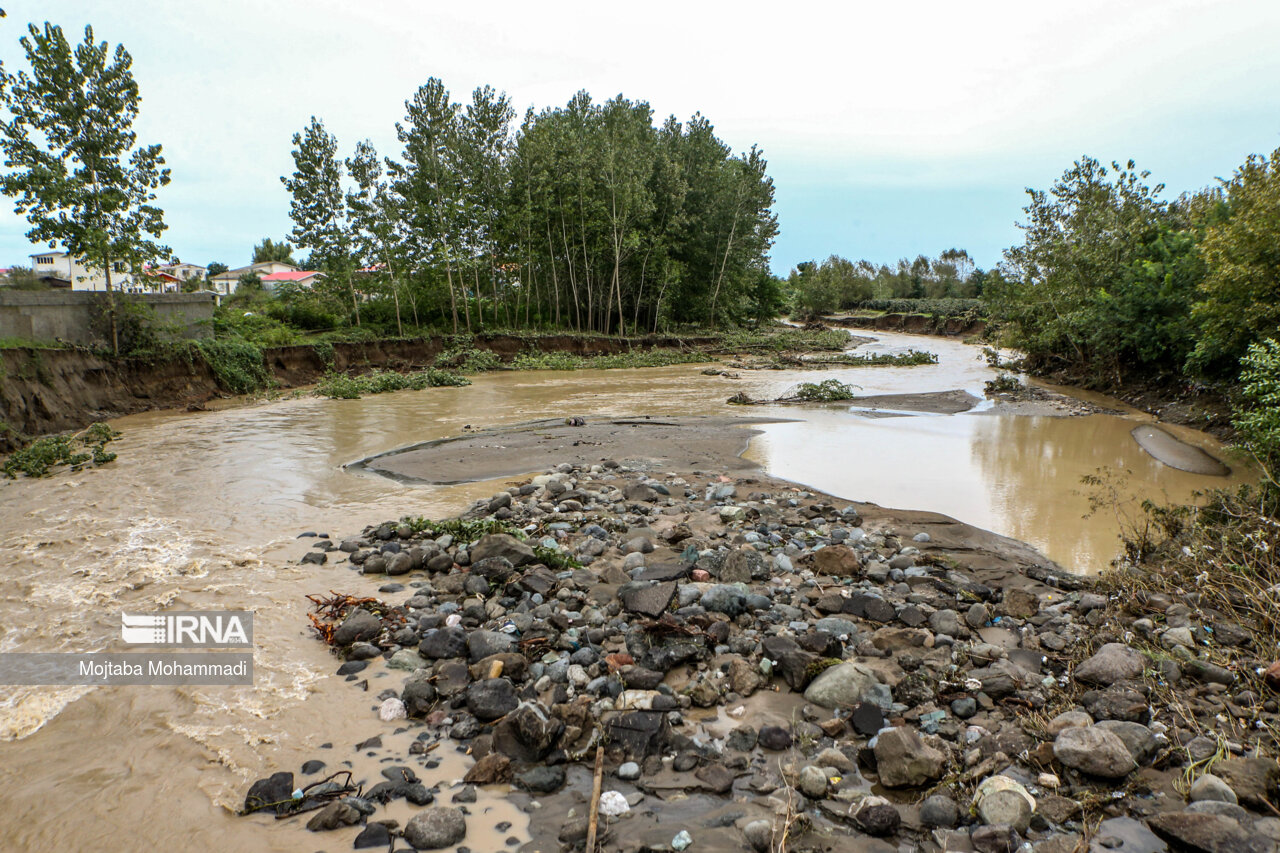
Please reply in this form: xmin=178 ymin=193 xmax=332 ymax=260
xmin=245 ymin=416 xmax=1280 ymax=852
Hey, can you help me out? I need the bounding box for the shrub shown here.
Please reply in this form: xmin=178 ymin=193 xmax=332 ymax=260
xmin=314 ymin=368 xmax=471 ymax=399
xmin=196 ymin=339 xmax=271 ymax=395
xmin=3 ymin=422 xmax=120 ymax=478
xmin=791 ymin=379 xmax=857 ymax=401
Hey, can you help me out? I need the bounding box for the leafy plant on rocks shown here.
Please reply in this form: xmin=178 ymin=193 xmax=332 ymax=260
xmin=791 ymin=379 xmax=857 ymax=402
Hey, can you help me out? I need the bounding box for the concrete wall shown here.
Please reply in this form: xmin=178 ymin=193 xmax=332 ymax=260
xmin=0 ymin=291 xmax=215 ymax=346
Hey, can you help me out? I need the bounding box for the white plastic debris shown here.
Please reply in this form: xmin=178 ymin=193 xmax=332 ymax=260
xmin=598 ymin=790 xmax=630 ymax=817
xmin=378 ymin=697 xmax=407 ymax=722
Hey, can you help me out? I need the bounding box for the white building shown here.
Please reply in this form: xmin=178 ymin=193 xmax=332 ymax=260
xmin=156 ymin=260 xmax=208 ymax=283
xmin=30 ymin=251 xmax=134 ymax=291
xmin=208 ymin=261 xmax=299 ymax=295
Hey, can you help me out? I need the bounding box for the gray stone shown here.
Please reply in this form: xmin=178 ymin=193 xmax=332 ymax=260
xmin=803 ymin=662 xmax=891 ymax=711
xmin=619 ymin=581 xmax=677 ymax=618
xmin=700 ymin=584 xmax=748 ymax=617
xmin=920 ymin=794 xmax=959 ymax=828
xmin=744 ymin=819 xmax=774 ymax=853
xmin=617 ymin=761 xmax=641 ymax=781
xmin=1189 ymin=773 xmax=1239 ymax=805
xmin=1147 ymin=810 xmax=1272 ymax=853
xmin=1074 ymin=643 xmax=1146 ymax=686
xmin=1053 ymin=726 xmax=1136 ymax=779
xmin=1095 ymin=720 xmax=1159 ymax=765
xmin=467 ymin=629 xmax=516 ymax=662
xmin=873 ymin=727 xmax=947 ymax=788
xmin=332 ymin=609 xmax=381 ymax=646
xmin=796 ymin=765 xmax=827 ymax=799
xmin=404 ymin=807 xmax=467 ymax=850
xmin=419 ymin=626 xmax=467 ymax=659
xmin=465 ymin=678 xmax=518 ymax=721
xmin=470 ymin=533 xmax=535 ymax=567
xmin=305 ymin=801 xmax=361 ymax=831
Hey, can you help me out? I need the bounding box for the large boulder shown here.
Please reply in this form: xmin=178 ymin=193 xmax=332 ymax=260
xmin=470 ymin=534 xmax=535 ymax=567
xmin=813 ymin=545 xmax=861 ymax=576
xmin=332 ymin=609 xmax=381 ymax=646
xmin=1053 ymin=726 xmax=1136 ymax=779
xmin=404 ymin=808 xmax=467 ymax=850
xmin=872 ymin=728 xmax=947 ymax=788
xmin=465 ymin=678 xmax=518 ymax=721
xmin=1147 ymin=811 xmax=1272 ymax=853
xmin=1074 ymin=643 xmax=1146 ymax=686
xmin=804 ymin=662 xmax=891 ymax=711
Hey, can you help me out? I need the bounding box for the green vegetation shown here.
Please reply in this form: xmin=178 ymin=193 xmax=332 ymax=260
xmin=3 ymin=422 xmax=120 ymax=478
xmin=314 ymin=368 xmax=470 ymax=399
xmin=984 ymin=373 xmax=1023 ymax=395
xmin=815 ymin=349 xmax=937 ymax=367
xmin=196 ymin=339 xmax=270 ymax=395
xmin=433 ymin=346 xmax=502 ymax=373
xmin=715 ymin=326 xmax=850 ymax=352
xmin=0 ymin=23 xmax=171 ymax=354
xmin=788 ymin=252 xmax=990 ymax=316
xmin=790 ymin=379 xmax=857 ymax=402
xmin=401 ymin=516 xmax=518 ymax=540
xmin=510 ymin=349 xmax=707 ymax=371
xmin=1233 ymin=339 xmax=1280 ymax=492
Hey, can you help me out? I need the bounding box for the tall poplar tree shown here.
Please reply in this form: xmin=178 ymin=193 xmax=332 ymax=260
xmin=282 ymin=116 xmax=360 ymax=324
xmin=0 ymin=22 xmax=170 ymax=352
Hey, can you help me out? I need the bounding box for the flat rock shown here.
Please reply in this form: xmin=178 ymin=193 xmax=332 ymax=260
xmin=1075 ymin=643 xmax=1146 ymax=687
xmin=1147 ymin=810 xmax=1271 ymax=853
xmin=1053 ymin=726 xmax=1136 ymax=779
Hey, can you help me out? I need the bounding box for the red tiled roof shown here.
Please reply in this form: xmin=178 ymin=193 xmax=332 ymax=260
xmin=260 ymin=270 xmax=322 ymax=282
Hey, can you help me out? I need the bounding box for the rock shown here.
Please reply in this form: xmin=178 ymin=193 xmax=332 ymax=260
xmin=1190 ymin=773 xmax=1238 ymax=805
xmin=419 ymin=626 xmax=467 ymax=660
xmin=305 ymin=801 xmax=361 ymax=831
xmin=672 ymin=830 xmax=693 ymax=851
xmin=1214 ymin=757 xmax=1280 ymax=810
xmin=470 ymin=533 xmax=535 ymax=566
xmin=385 ymin=551 xmax=413 ymax=575
xmin=1147 ymin=810 xmax=1272 ymax=853
xmin=920 ymin=794 xmax=959 ymax=828
xmin=354 ymin=822 xmax=391 ymax=849
xmin=804 ymin=662 xmax=891 ymax=711
xmin=727 ymin=725 xmax=758 ymax=751
xmin=598 ymin=790 xmax=630 ymax=817
xmin=970 ymin=824 xmax=1021 ymax=853
xmin=244 ymin=771 xmax=294 ymax=815
xmin=744 ymin=819 xmax=774 ymax=853
xmin=851 ymin=702 xmax=886 ymax=736
xmin=1095 ymin=720 xmax=1159 ymax=765
xmin=852 ymin=797 xmax=900 ymax=836
xmin=1074 ymin=643 xmax=1146 ymax=686
xmin=758 ymin=725 xmax=792 ymax=751
xmin=624 ymin=483 xmax=659 ymax=502
xmin=700 ymin=584 xmax=748 ymax=617
xmin=467 ymin=630 xmax=516 ymax=662
xmin=492 ymin=702 xmax=563 ymax=762
xmin=404 ymin=807 xmax=467 ymax=850
xmin=466 ymin=678 xmax=518 ymax=721
xmin=1001 ymin=588 xmax=1039 ymax=618
xmin=928 ymin=609 xmax=965 ymax=638
xmin=470 ymin=555 xmax=516 ymax=584
xmin=720 ymin=548 xmax=765 ymax=582
xmin=378 ymin=697 xmax=407 ymax=722
xmin=617 ymin=761 xmax=641 ymax=781
xmin=619 ymin=581 xmax=677 ymax=618
xmin=974 ymin=775 xmax=1036 ymax=833
xmin=1045 ymin=710 xmax=1092 ymax=736
xmin=966 ymin=602 xmax=990 ymax=629
xmin=796 ymin=765 xmax=827 ymax=799
xmin=515 ymin=764 xmax=566 ymax=793
xmin=401 ymin=678 xmax=438 ymax=717
xmin=332 ymin=609 xmax=381 ymax=646
xmin=814 ymin=545 xmax=860 ymax=576
xmin=695 ymin=762 xmax=735 ymax=794
xmin=1053 ymin=726 xmax=1136 ymax=779
xmin=463 ymin=752 xmax=512 ymax=785
xmin=873 ymin=728 xmax=947 ymax=788
xmin=728 ymin=657 xmax=764 ymax=696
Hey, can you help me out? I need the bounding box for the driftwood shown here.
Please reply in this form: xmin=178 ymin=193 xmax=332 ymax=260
xmin=585 ymin=744 xmax=605 ymax=852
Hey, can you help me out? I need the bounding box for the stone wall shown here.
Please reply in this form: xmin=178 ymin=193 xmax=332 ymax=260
xmin=0 ymin=291 xmax=215 ymax=346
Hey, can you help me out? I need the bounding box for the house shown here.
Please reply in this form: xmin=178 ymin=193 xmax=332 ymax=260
xmin=208 ymin=261 xmax=299 ymax=295
xmin=30 ymin=251 xmax=134 ymax=291
xmin=259 ymin=270 xmax=325 ymax=293
xmin=156 ymin=260 xmax=208 ymax=283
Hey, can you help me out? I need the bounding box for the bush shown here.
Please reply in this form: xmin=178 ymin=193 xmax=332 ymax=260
xmin=434 ymin=346 xmax=502 ymax=373
xmin=1234 ymin=338 xmax=1280 ymax=483
xmin=791 ymin=379 xmax=857 ymax=401
xmin=850 ymin=297 xmax=986 ymax=317
xmin=3 ymin=422 xmax=120 ymax=478
xmin=197 ymin=339 xmax=270 ymax=395
xmin=314 ymin=368 xmax=471 ymax=399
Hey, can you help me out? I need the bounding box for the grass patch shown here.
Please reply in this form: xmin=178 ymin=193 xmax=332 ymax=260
xmin=714 ymin=327 xmax=851 ymax=352
xmin=3 ymin=422 xmax=120 ymax=478
xmin=315 ymin=368 xmax=471 ymax=399
xmin=510 ymin=349 xmax=708 ymax=371
xmin=804 ymin=349 xmax=938 ymax=367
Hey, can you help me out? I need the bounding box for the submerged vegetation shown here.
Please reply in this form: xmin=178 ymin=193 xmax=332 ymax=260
xmin=509 ymin=349 xmax=707 ymax=371
xmin=3 ymin=422 xmax=120 ymax=478
xmin=314 ymin=368 xmax=470 ymax=400
xmin=790 ymin=379 xmax=858 ymax=402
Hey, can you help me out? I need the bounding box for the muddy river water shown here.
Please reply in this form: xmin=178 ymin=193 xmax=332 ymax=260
xmin=0 ymin=330 xmax=1253 ymax=850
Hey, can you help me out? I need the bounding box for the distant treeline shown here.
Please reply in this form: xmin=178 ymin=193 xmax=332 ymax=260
xmin=989 ymin=151 xmax=1280 ymax=384
xmin=283 ymin=79 xmax=779 ymax=336
xmin=788 ymin=250 xmax=996 ymax=316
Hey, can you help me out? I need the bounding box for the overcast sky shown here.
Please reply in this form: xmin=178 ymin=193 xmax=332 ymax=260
xmin=3 ymin=0 xmax=1279 ymax=275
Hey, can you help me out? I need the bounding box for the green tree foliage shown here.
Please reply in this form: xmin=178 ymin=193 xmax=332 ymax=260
xmin=788 ymin=252 xmax=982 ymax=316
xmin=1190 ymin=148 xmax=1280 ymax=375
xmin=206 ymin=261 xmax=228 ymax=278
xmin=1235 ymin=338 xmax=1280 ymax=485
xmin=987 ymin=157 xmax=1201 ymax=382
xmin=252 ymin=237 xmax=295 ymax=265
xmin=0 ymin=22 xmax=170 ymax=352
xmin=284 ymin=78 xmax=778 ymax=336
xmin=3 ymin=265 xmax=44 ymax=289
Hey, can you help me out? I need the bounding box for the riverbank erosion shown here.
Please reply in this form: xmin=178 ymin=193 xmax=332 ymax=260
xmin=0 ymin=333 xmax=717 ymax=452
xmin=246 ymin=418 xmax=1280 ymax=852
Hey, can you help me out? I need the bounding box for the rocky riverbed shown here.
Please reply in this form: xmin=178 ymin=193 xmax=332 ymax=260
xmin=243 ymin=425 xmax=1280 ymax=853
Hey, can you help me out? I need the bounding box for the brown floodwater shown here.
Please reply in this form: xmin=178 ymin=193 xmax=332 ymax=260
xmin=0 ymin=329 xmax=1253 ymax=850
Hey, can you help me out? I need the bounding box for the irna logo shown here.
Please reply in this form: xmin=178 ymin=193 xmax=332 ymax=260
xmin=121 ymin=611 xmax=253 ymax=647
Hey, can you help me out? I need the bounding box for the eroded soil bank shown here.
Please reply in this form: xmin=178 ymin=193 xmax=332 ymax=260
xmin=0 ymin=333 xmax=717 ymax=451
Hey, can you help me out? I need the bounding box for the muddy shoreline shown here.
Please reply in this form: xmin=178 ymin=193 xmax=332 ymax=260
xmin=243 ymin=416 xmax=1279 ymax=852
